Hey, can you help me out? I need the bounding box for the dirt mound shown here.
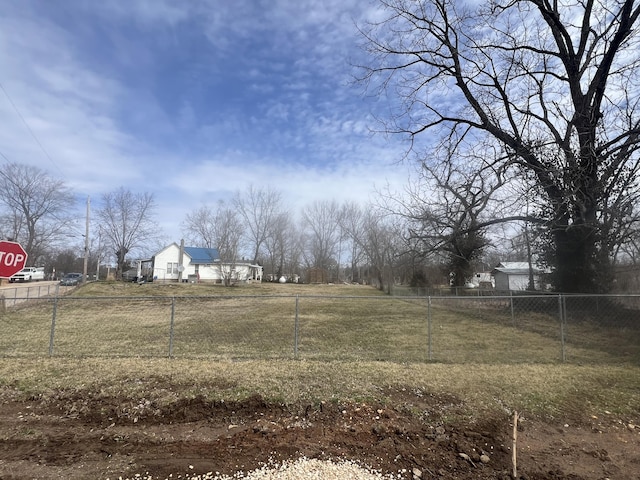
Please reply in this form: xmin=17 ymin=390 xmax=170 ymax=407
xmin=0 ymin=387 xmax=637 ymax=479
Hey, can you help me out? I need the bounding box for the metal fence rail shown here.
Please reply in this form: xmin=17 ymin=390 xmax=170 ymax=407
xmin=1 ymin=293 xmax=638 ymax=364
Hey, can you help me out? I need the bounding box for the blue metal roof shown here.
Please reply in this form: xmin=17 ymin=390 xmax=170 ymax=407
xmin=184 ymin=246 xmax=220 ymax=264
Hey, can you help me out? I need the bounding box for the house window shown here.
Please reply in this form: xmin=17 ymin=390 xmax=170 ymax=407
xmin=167 ymin=262 xmax=178 ymax=274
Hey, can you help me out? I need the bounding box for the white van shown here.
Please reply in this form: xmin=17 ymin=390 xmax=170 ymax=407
xmin=9 ymin=267 xmax=46 ymax=282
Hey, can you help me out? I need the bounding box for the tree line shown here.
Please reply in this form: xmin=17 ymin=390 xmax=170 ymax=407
xmin=3 ymin=159 xmax=640 ymax=293
xmin=0 ymin=164 xmax=432 ymax=290
xmin=3 ymin=156 xmax=640 ymax=292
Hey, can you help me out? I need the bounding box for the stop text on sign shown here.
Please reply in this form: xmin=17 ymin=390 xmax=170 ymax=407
xmin=0 ymin=241 xmax=29 ymax=278
xmin=0 ymin=251 xmax=26 ymax=267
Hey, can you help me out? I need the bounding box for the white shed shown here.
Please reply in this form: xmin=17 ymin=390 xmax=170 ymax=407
xmin=492 ymin=262 xmax=541 ymax=291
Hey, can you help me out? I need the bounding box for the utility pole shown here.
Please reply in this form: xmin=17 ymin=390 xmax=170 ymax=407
xmin=177 ymin=238 xmax=185 ymax=282
xmin=95 ymin=226 xmax=101 ymax=281
xmin=83 ymin=196 xmax=90 ymax=283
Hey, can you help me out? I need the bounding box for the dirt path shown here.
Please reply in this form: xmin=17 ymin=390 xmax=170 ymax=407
xmin=0 ymin=387 xmax=638 ymax=480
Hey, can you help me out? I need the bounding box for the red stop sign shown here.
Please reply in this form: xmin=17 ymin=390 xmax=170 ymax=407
xmin=0 ymin=241 xmax=28 ymax=278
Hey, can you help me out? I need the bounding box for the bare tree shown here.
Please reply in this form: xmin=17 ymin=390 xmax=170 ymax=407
xmin=262 ymin=210 xmax=297 ymax=280
xmin=0 ymin=162 xmax=74 ymax=265
xmin=359 ymin=0 xmax=640 ymax=293
xmin=96 ymin=187 xmax=157 ymax=278
xmin=233 ymin=185 xmax=283 ymax=263
xmin=50 ymin=248 xmax=83 ymax=278
xmin=182 ymin=205 xmax=217 ymax=248
xmin=339 ymin=202 xmax=368 ymax=284
xmin=401 ymin=159 xmax=506 ymax=287
xmin=336 ymin=201 xmax=405 ymax=291
xmin=213 ymin=201 xmax=244 ymax=286
xmin=360 ymin=210 xmax=404 ymax=293
xmin=301 ymin=200 xmax=342 ymax=278
xmin=183 ymin=201 xmax=244 ymax=286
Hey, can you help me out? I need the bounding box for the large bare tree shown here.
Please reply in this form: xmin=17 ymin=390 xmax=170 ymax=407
xmin=182 ymin=205 xmax=217 ymax=248
xmin=359 ymin=210 xmax=404 ymax=293
xmin=337 ymin=201 xmax=406 ymax=291
xmin=402 ymin=156 xmax=507 ymax=287
xmin=301 ymin=200 xmax=342 ymax=277
xmin=0 ymin=162 xmax=74 ymax=265
xmin=212 ymin=201 xmax=244 ymax=285
xmin=233 ymin=185 xmax=283 ymax=264
xmin=262 ymin=210 xmax=298 ymax=280
xmin=183 ymin=201 xmax=244 ymax=286
xmin=360 ymin=0 xmax=640 ymax=293
xmin=96 ymin=187 xmax=156 ymax=278
xmin=338 ymin=202 xmax=367 ymax=284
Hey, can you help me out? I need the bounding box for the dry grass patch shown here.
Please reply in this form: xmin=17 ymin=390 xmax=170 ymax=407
xmin=171 ymin=296 xmax=296 ymax=358
xmin=0 ymin=300 xmax=53 ymax=356
xmin=75 ymin=281 xmax=384 ymax=298
xmin=2 ymin=282 xmax=638 ymax=365
xmin=0 ymin=358 xmax=637 ymax=423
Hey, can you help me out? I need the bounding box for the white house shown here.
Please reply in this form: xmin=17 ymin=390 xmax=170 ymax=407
xmin=492 ymin=261 xmax=542 ymax=291
xmin=151 ymin=243 xmax=262 ymax=284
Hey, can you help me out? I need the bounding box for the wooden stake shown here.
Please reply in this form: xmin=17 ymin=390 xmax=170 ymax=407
xmin=512 ymin=410 xmax=519 ymax=479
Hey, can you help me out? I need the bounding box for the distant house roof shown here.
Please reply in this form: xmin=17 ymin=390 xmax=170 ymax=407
xmin=496 ymin=262 xmax=530 ymax=269
xmin=184 ymin=246 xmax=220 ymax=264
xmin=492 ymin=262 xmax=541 ymax=275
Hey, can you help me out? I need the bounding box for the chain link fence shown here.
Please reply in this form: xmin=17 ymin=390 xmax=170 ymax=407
xmin=0 ymin=283 xmax=66 ymax=306
xmin=1 ymin=292 xmax=638 ymax=364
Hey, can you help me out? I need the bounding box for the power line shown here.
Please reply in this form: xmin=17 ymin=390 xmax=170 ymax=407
xmin=0 ymin=81 xmax=64 ymax=176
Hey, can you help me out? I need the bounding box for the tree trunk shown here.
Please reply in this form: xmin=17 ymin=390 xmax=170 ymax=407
xmin=552 ymin=224 xmax=604 ymax=293
xmin=542 ymin=149 xmax=611 ymax=293
xmin=115 ymin=248 xmax=128 ymax=280
xmin=376 ymin=267 xmax=385 ymax=292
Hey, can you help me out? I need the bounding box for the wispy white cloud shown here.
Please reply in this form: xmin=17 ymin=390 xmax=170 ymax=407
xmin=97 ymin=0 xmax=191 ymax=27
xmin=0 ymin=0 xmax=411 ymax=242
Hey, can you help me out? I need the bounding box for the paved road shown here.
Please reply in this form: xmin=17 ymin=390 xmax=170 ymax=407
xmin=0 ymin=280 xmax=67 ymax=307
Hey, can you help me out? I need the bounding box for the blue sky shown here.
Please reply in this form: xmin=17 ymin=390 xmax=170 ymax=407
xmin=0 ymin=0 xmax=411 ymax=243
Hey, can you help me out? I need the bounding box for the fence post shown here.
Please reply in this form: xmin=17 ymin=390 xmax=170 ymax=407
xmin=510 ymin=291 xmax=515 ymax=326
xmin=168 ymin=297 xmax=175 ymax=358
xmin=558 ymin=294 xmax=566 ymax=362
xmin=294 ymin=295 xmax=299 ymax=359
xmin=49 ymin=296 xmax=58 ymax=356
xmin=427 ymin=296 xmax=432 ymax=361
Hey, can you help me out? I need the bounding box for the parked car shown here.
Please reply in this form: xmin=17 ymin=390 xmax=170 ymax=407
xmin=60 ymin=273 xmax=83 ymax=286
xmin=9 ymin=266 xmax=45 ymax=283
